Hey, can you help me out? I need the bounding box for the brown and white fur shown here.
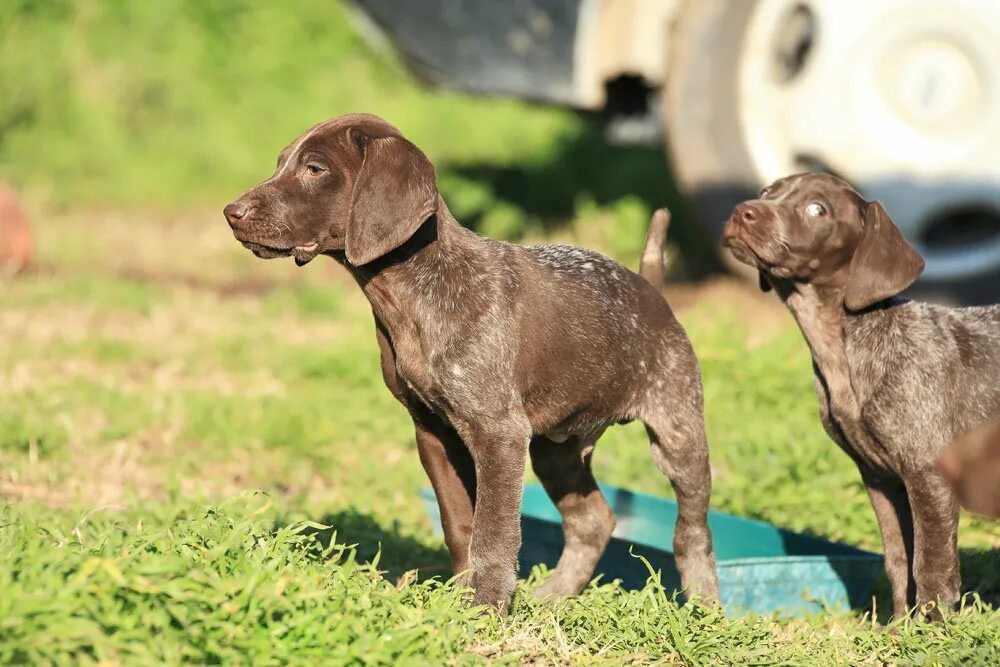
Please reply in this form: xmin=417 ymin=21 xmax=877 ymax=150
xmin=723 ymin=172 xmax=1000 ymax=620
xmin=224 ymin=114 xmax=720 ymax=613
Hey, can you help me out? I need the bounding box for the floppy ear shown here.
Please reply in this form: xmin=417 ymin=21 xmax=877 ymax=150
xmin=843 ymin=200 xmax=924 ymax=311
xmin=345 ymin=132 xmax=439 ymax=266
xmin=758 ymin=269 xmax=772 ymax=292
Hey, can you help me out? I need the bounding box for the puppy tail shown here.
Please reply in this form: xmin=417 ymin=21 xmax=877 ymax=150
xmin=639 ymin=207 xmax=670 ymax=290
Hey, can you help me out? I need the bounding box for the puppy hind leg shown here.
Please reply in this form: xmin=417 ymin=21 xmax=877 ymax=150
xmin=643 ymin=408 xmax=720 ymax=602
xmin=862 ymin=472 xmax=916 ymax=618
xmin=530 ymin=435 xmax=615 ymax=600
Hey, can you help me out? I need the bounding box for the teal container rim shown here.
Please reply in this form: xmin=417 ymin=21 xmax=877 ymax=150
xmin=419 ymin=486 xmax=883 ymax=564
xmin=719 ymin=555 xmax=882 ymax=567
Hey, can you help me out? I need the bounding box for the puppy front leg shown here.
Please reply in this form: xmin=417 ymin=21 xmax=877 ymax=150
xmin=373 ymin=326 xmax=478 ymax=579
xmin=413 ymin=415 xmax=477 ymax=577
xmin=861 ymin=472 xmax=915 ymax=618
xmin=461 ymin=416 xmax=531 ymax=613
xmin=906 ymin=469 xmax=961 ymax=619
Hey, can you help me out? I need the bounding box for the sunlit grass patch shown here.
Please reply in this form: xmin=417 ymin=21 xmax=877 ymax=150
xmin=2 ymin=252 xmax=998 ymax=662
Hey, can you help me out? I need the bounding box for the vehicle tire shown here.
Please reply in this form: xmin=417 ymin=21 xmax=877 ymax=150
xmin=662 ymin=0 xmax=762 ymax=283
xmin=662 ymin=0 xmax=1000 ymax=304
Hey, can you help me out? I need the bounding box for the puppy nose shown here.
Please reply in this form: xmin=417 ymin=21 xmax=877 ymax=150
xmin=735 ymin=203 xmax=760 ymax=224
xmin=224 ymin=201 xmax=251 ymax=226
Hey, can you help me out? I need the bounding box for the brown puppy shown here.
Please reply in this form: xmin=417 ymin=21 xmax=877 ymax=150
xmin=723 ymin=172 xmax=1000 ymax=620
xmin=224 ymin=114 xmax=719 ymax=612
xmin=939 ymin=418 xmax=1000 ymax=518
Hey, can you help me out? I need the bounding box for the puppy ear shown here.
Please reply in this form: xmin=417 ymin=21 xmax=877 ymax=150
xmin=758 ymin=270 xmax=772 ymax=292
xmin=345 ymin=131 xmax=438 ymax=266
xmin=843 ymin=200 xmax=924 ymax=311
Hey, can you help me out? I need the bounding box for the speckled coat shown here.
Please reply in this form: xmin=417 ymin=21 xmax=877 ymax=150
xmin=224 ymin=114 xmax=720 ymax=612
xmin=725 ymin=172 xmax=1000 ymax=619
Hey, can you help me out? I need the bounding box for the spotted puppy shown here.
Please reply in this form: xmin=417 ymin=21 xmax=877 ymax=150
xmin=224 ymin=113 xmax=720 ymax=612
xmin=723 ymin=172 xmax=1000 ymax=620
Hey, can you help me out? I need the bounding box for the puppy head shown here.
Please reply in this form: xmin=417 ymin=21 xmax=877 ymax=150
xmin=223 ymin=113 xmax=438 ymax=267
xmin=939 ymin=418 xmax=1000 ymax=518
xmin=722 ymin=173 xmax=924 ymax=310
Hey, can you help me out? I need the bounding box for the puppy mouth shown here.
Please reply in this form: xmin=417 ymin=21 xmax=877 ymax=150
xmin=722 ymin=224 xmax=765 ymax=268
xmin=238 ymin=239 xmax=293 ymax=259
xmin=728 ymin=243 xmax=760 ymax=268
xmin=238 ymin=239 xmax=319 ymax=264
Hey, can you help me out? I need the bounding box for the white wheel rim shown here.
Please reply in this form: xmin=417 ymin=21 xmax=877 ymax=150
xmin=738 ymin=0 xmax=1000 ymax=281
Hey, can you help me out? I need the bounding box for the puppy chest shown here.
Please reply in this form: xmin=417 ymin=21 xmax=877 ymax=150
xmin=815 ymin=383 xmax=899 ymax=472
xmin=394 ymin=352 xmax=467 ymax=414
xmin=394 ymin=354 xmax=436 ymax=404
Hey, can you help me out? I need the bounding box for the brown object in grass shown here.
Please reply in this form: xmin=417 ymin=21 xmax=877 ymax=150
xmin=0 ymin=183 xmax=32 ymax=276
xmin=939 ymin=418 xmax=1000 ymax=518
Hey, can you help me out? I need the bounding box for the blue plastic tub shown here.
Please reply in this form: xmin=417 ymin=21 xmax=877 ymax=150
xmin=420 ymin=483 xmax=883 ymax=616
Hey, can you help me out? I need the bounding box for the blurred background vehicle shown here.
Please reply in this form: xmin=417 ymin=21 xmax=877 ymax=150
xmin=353 ymin=0 xmax=1000 ymax=303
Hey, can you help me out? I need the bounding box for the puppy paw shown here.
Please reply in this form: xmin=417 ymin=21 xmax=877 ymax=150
xmin=468 ymin=565 xmax=517 ymax=614
xmin=531 ymin=571 xmax=585 ymax=602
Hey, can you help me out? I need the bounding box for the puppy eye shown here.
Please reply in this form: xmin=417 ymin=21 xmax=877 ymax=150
xmin=806 ymin=202 xmax=826 ymax=216
xmin=305 ymin=163 xmax=328 ymax=175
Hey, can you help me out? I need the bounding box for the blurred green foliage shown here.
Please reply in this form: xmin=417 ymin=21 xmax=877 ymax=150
xmin=0 ymin=0 xmax=719 ymax=270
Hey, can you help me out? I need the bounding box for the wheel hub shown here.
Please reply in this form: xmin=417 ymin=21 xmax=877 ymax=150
xmin=882 ymin=37 xmax=982 ymax=135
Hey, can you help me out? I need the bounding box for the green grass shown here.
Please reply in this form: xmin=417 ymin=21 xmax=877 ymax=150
xmin=4 ymin=495 xmax=998 ymax=666
xmin=1 ymin=212 xmax=999 ymax=664
xmin=4 ymin=0 xmax=568 ymax=204
xmin=2 ymin=1 xmax=999 ymax=663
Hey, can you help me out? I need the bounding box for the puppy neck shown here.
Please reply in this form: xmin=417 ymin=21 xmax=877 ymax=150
xmin=349 ymin=199 xmax=492 ymax=344
xmin=779 ymin=280 xmax=863 ymax=423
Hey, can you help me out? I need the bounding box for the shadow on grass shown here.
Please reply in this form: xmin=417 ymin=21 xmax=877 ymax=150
xmin=960 ymin=548 xmax=1000 ymax=609
xmin=868 ymin=547 xmax=999 ymax=624
xmin=438 ymin=114 xmax=721 ymax=279
xmin=278 ymin=506 xmax=999 ymax=623
xmin=296 ymin=508 xmax=452 ymax=582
